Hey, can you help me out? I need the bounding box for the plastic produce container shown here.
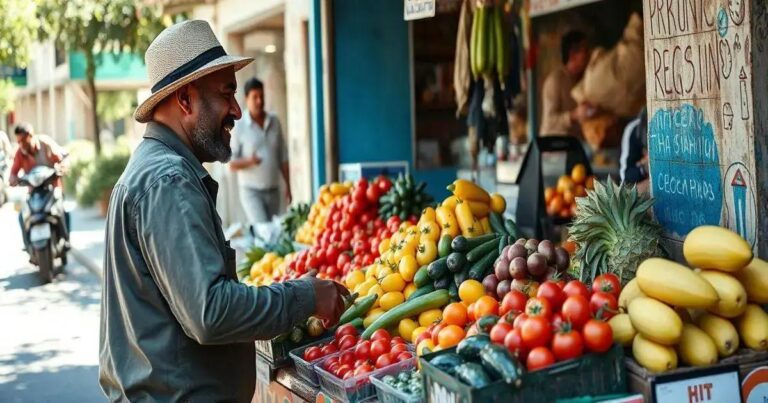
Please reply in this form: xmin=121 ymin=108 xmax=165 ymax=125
xmin=288 ymin=336 xmax=335 ymax=386
xmin=370 ymin=363 xmax=422 ymax=403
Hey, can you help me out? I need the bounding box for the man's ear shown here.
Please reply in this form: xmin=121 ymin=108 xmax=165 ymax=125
xmin=175 ymin=84 xmax=194 ymax=115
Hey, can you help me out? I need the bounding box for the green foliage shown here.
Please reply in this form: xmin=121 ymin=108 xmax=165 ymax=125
xmin=0 ymin=79 xmax=16 ymax=114
xmin=97 ymin=90 xmax=135 ymax=124
xmin=0 ymin=0 xmax=39 ymax=68
xmin=63 ymin=139 xmax=96 ymax=196
xmin=76 ymin=145 xmax=130 ymax=206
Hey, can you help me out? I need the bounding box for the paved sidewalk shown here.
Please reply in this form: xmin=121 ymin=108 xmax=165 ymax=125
xmin=66 ymin=203 xmax=106 ymax=278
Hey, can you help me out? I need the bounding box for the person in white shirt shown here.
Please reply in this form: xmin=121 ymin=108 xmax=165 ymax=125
xmin=229 ymin=78 xmax=291 ymax=224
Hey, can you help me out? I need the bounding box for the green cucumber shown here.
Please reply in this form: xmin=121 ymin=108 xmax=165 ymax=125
xmin=339 ymin=294 xmax=377 ymax=324
xmin=407 ymin=284 xmax=435 ymax=301
xmin=347 ymin=317 xmax=364 ymax=329
xmin=433 ymin=276 xmax=451 ymax=290
xmin=451 ymin=233 xmax=497 ymax=253
xmin=446 ymin=252 xmax=468 ymax=273
xmin=455 ymin=362 xmax=492 ymax=388
xmin=427 ymin=257 xmax=449 ymax=280
xmin=498 ymin=235 xmax=510 ymax=255
xmin=456 ymin=334 xmax=492 ymax=360
xmin=480 ymin=344 xmax=525 ymax=387
xmin=489 ymin=212 xmax=508 ymax=235
xmin=468 ymin=238 xmax=503 ymax=280
xmin=504 ymin=219 xmax=521 ymax=239
xmin=361 ymin=290 xmax=451 ymax=339
xmin=454 ymin=271 xmax=468 ymax=288
xmin=414 ymin=266 xmax=431 ymax=288
xmin=429 ymin=353 xmax=464 ymax=375
xmin=438 ymin=234 xmax=453 ymax=258
xmin=476 ymin=315 xmax=500 ymax=334
xmin=466 ymin=236 xmax=502 ymax=262
xmin=448 ymin=282 xmax=459 ymax=301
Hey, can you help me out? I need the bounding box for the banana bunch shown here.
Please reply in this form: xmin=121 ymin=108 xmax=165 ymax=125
xmin=470 ymin=2 xmax=511 ymax=80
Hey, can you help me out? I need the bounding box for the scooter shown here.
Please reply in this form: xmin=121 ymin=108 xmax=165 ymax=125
xmin=18 ymin=165 xmax=69 ymax=283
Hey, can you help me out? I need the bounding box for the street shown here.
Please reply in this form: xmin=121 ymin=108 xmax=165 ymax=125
xmin=0 ymin=201 xmax=105 ymax=402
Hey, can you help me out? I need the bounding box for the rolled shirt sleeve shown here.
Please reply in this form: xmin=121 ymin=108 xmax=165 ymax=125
xmin=135 ymin=172 xmax=315 ymax=344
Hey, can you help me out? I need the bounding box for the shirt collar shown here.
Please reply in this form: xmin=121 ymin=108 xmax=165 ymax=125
xmin=143 ymin=122 xmax=210 ymax=180
xmin=245 ymin=111 xmax=271 ymax=131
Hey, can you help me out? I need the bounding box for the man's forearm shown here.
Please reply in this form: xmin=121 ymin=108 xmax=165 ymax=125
xmin=230 ymin=157 xmax=254 ymax=171
xmin=281 ymin=162 xmax=290 ymax=188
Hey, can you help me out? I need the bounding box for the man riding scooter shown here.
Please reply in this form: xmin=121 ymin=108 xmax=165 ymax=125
xmin=9 ymin=123 xmax=70 ymax=281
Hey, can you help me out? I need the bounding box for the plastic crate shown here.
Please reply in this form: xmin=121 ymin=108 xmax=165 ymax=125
xmin=288 ymin=336 xmax=335 ymax=386
xmin=420 ymin=344 xmax=626 ymax=403
xmin=315 ymin=348 xmax=417 ymax=402
xmin=370 ymin=364 xmax=422 ymax=403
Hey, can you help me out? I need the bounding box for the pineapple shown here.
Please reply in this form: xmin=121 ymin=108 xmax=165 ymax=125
xmin=568 ymin=177 xmax=664 ymax=286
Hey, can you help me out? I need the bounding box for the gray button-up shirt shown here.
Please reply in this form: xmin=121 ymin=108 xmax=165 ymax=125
xmin=99 ymin=122 xmax=316 ymax=402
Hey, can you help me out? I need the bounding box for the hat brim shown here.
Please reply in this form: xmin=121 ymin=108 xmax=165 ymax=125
xmin=134 ymin=55 xmax=254 ymax=123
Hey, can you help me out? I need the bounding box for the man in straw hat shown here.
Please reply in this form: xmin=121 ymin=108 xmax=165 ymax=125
xmin=99 ymin=20 xmax=349 ymax=402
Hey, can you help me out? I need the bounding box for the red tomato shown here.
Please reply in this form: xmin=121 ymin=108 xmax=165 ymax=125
xmin=357 ymin=177 xmax=368 ymax=189
xmin=326 ymin=361 xmax=340 ymax=374
xmin=537 ymin=281 xmax=566 ymax=311
xmin=525 ymin=297 xmax=553 ymax=319
xmin=353 ymin=364 xmax=373 ymax=376
xmin=490 ymin=322 xmax=514 ymax=345
xmin=589 ymin=292 xmax=618 ymax=320
xmin=335 ymin=324 xmax=359 ymax=340
xmin=551 ymin=312 xmax=564 ymax=331
xmin=396 ymin=351 xmax=413 ymax=362
xmin=378 ymin=177 xmax=392 ymax=193
xmin=370 ymin=329 xmax=391 ymax=343
xmin=303 ymin=346 xmax=321 ymax=361
xmin=390 ymin=343 xmax=408 ymax=355
xmin=414 ymin=331 xmax=432 ymax=346
xmin=354 ymin=359 xmax=367 ymax=368
xmin=335 ymin=364 xmax=352 ymax=378
xmin=552 ymin=329 xmax=584 ymax=361
xmin=375 ymin=353 xmax=395 ymax=369
xmin=339 ymin=351 xmax=355 ymax=366
xmin=370 ymin=340 xmax=390 ymax=360
xmin=408 ymin=215 xmax=419 ymax=225
xmin=431 ymin=323 xmax=448 ymax=345
xmin=526 ymin=347 xmax=556 ymax=371
xmin=503 ymin=328 xmax=529 ymax=361
xmin=500 ymin=290 xmax=528 ymax=317
xmin=391 ymin=336 xmax=406 ymax=345
xmin=513 ymin=313 xmax=529 ymax=331
xmin=338 ymin=334 xmax=357 ymax=351
xmin=354 ymin=340 xmax=371 ymax=360
xmin=583 ymin=319 xmax=613 ymax=353
xmin=366 ymin=186 xmax=381 ymax=204
xmin=521 ymin=316 xmax=553 ymax=349
xmin=561 ymin=295 xmax=591 ymax=329
xmin=592 ymin=273 xmax=621 ymax=299
xmin=342 ymin=370 xmax=354 ymax=380
xmin=320 ymin=344 xmax=337 ymax=356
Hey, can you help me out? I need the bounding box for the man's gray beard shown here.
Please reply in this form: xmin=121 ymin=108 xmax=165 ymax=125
xmin=190 ymin=98 xmax=232 ymax=163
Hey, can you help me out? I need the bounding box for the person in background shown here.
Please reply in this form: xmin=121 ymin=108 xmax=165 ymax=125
xmin=540 ymin=30 xmax=593 ymax=137
xmin=229 ymin=78 xmax=290 ymax=225
xmin=619 ymin=107 xmax=650 ymax=191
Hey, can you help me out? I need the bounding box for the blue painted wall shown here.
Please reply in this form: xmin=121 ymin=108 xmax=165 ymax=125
xmin=309 ymin=0 xmax=326 ymax=198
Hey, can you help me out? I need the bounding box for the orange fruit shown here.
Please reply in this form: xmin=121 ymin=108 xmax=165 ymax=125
xmin=562 ymin=240 xmax=577 ymax=255
xmin=442 ymin=303 xmax=469 ymax=327
xmin=549 ymin=195 xmax=564 ymax=215
xmin=557 ymin=175 xmax=575 ymax=193
xmin=585 ymin=176 xmax=595 ymax=190
xmin=437 ymin=325 xmax=466 ymax=348
xmin=570 ymin=203 xmax=578 ymax=217
xmin=559 ymin=208 xmax=570 ymax=219
xmin=544 ymin=187 xmax=556 ymax=204
xmin=467 ymin=302 xmax=476 ymax=322
xmin=563 ymin=189 xmax=575 ymax=205
xmin=574 ymin=184 xmax=587 ymax=198
xmin=474 ymin=296 xmax=500 ymax=318
xmin=571 ymin=164 xmax=587 ymax=184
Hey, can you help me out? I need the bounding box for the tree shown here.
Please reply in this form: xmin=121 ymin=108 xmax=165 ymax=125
xmin=0 ymin=0 xmax=39 ymax=68
xmin=0 ymin=79 xmax=17 ymax=115
xmin=37 ymin=0 xmax=168 ymax=154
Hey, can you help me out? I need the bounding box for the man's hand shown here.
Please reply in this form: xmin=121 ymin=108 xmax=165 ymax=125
xmin=285 ymin=188 xmax=292 ymax=205
xmin=309 ymin=277 xmax=350 ymax=328
xmin=251 ymin=155 xmax=262 ymax=166
xmin=8 ymin=175 xmax=18 ymax=186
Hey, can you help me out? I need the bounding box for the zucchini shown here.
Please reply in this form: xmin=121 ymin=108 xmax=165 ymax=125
xmin=347 ymin=317 xmax=364 ymax=329
xmin=468 ymin=240 xmax=502 ymax=280
xmin=455 ymin=362 xmax=492 ymax=388
xmin=504 ymin=219 xmax=521 ymax=239
xmin=414 ymin=266 xmax=430 ymax=288
xmin=457 ymin=334 xmax=491 ymax=360
xmin=434 ymin=276 xmax=452 ymax=290
xmin=476 ymin=7 xmax=488 ymax=77
xmin=339 ymin=294 xmax=377 ymax=324
xmin=407 ymin=284 xmax=435 ymax=301
xmin=467 ymin=236 xmax=502 ymax=262
xmin=454 ymin=271 xmax=468 ymax=288
xmin=480 ymin=344 xmax=525 ymax=387
xmin=498 ymin=235 xmax=510 ymax=255
xmin=476 ymin=315 xmax=500 ymax=334
xmin=438 ymin=234 xmax=453 ymax=258
xmin=361 ymin=290 xmax=451 ymax=339
xmin=470 ymin=2 xmax=480 ymax=77
xmin=451 ymin=233 xmax=497 ymax=253
xmin=448 ymin=282 xmax=459 ymax=301
xmin=427 ymin=257 xmax=449 ymax=280
xmin=489 ymin=212 xmax=508 ymax=235
xmin=446 ymin=252 xmax=468 ymax=273
xmin=429 ymin=353 xmax=464 ymax=375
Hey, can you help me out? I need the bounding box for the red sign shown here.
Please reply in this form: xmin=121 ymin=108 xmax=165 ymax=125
xmin=742 ymin=366 xmax=768 ymax=403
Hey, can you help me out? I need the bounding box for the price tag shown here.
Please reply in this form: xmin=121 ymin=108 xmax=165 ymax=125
xmin=404 ymin=0 xmax=435 ymax=21
xmin=654 ymin=366 xmax=741 ymax=403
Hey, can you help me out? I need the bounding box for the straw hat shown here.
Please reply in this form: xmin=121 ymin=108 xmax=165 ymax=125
xmin=134 ymin=20 xmax=253 ymax=122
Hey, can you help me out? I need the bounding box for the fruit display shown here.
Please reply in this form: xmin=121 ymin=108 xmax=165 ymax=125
xmin=318 ymin=329 xmax=413 ymax=380
xmin=244 ymin=252 xmax=291 ymax=286
xmin=301 ymin=324 xmax=362 ymax=364
xmin=569 ymin=178 xmax=664 ymax=286
xmin=377 ymin=369 xmax=422 ymax=397
xmin=281 ymin=203 xmax=310 ymax=239
xmin=544 ymin=164 xmax=595 ymax=220
xmin=622 ymin=226 xmax=768 ymax=373
xmin=378 ymin=174 xmax=434 ymax=221
xmin=426 ymin=338 xmax=525 ymax=389
xmin=296 ymin=181 xmax=352 ymax=244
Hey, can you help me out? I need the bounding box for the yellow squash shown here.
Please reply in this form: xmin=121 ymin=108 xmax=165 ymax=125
xmin=455 ymin=200 xmax=481 ymax=238
xmin=698 ymin=270 xmax=747 ymax=318
xmin=677 ymin=323 xmax=718 ymax=367
xmin=467 ymin=200 xmax=491 ymax=218
xmin=736 ymin=304 xmax=768 ymax=351
xmin=436 ymin=206 xmax=460 ymax=237
xmin=441 ymin=195 xmax=459 ymax=211
xmin=735 ymin=258 xmax=768 ymax=303
xmin=697 ymin=313 xmax=739 ymax=357
xmin=490 ymin=193 xmax=506 ymax=214
xmin=683 ymin=225 xmax=753 ymax=272
xmin=636 ymin=258 xmax=718 ymax=308
xmin=628 ymin=297 xmax=683 ymax=345
xmin=618 ymin=278 xmax=646 ymax=311
xmin=447 ymin=179 xmax=490 ymax=203
xmin=632 ymin=334 xmax=678 ymax=373
xmin=609 ymin=314 xmax=636 ymax=347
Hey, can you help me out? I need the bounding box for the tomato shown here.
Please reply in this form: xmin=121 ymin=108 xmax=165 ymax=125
xmin=370 ymin=329 xmax=392 ymax=342
xmin=325 ymin=246 xmax=341 ymax=266
xmin=592 ymin=273 xmax=621 ymax=299
xmin=375 ymin=353 xmax=395 ymax=369
xmin=342 ymin=370 xmax=354 ymax=380
xmin=390 ymin=343 xmax=408 ymax=355
xmin=377 ymin=177 xmax=392 ymax=193
xmin=354 ymin=359 xmax=367 ymax=368
xmin=499 ymin=290 xmax=528 ymax=317
xmin=526 ymin=347 xmax=556 ymax=371
xmin=320 ymin=344 xmax=337 ymax=356
xmin=490 ymin=322 xmax=514 ymax=344
xmin=396 ymin=351 xmax=413 ymax=362
xmin=370 ymin=340 xmax=390 ymax=360
xmin=552 ymin=329 xmax=584 ymax=361
xmin=521 ymin=316 xmax=552 ymax=349
xmin=437 ymin=325 xmax=466 ymax=348
xmin=583 ymin=319 xmax=613 ymax=353
xmin=504 ymin=328 xmax=529 ymax=361
xmin=366 ymin=186 xmax=381 ymax=204
xmin=561 ymin=295 xmax=591 ymax=329
xmin=338 ymin=334 xmax=357 ymax=351
xmin=525 ymin=297 xmax=553 ymax=319
xmin=537 ymin=281 xmax=566 ymax=311
xmin=442 ymin=302 xmax=469 ymax=327
xmin=474 ymin=296 xmax=500 ymax=318
xmin=431 ymin=323 xmax=448 ymax=345
xmin=513 ymin=313 xmax=528 ymax=330
xmin=391 ymin=336 xmax=406 ymax=345
xmin=551 ymin=312 xmax=564 ymax=331
xmin=466 ymin=302 xmax=476 ymax=323
xmin=335 ymin=324 xmax=359 ymax=340
xmin=589 ymin=292 xmax=618 ymax=320
xmin=326 ymin=361 xmax=340 ymax=374
xmin=335 ymin=364 xmax=352 ymax=378
xmin=354 ymin=363 xmax=374 ymax=376
xmin=303 ymin=346 xmax=321 ymax=361
xmin=414 ymin=330 xmax=432 ymax=346
xmin=339 ymin=351 xmax=355 ymax=366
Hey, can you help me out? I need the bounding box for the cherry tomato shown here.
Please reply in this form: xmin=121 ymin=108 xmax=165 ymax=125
xmin=537 ymin=281 xmax=566 ymax=311
xmin=354 ymin=340 xmax=371 ymax=360
xmin=335 ymin=324 xmax=359 ymax=340
xmin=396 ymin=351 xmax=413 ymax=362
xmin=391 ymin=336 xmax=406 ymax=345
xmin=525 ymin=297 xmax=553 ymax=319
xmin=414 ymin=330 xmax=432 ymax=346
xmin=490 ymin=322 xmax=514 ymax=345
xmin=326 ymin=361 xmax=340 ymax=374
xmin=561 ymin=295 xmax=591 ymax=329
xmin=589 ymin=292 xmax=618 ymax=320
xmin=521 ymin=316 xmax=552 ymax=349
xmin=583 ymin=319 xmax=613 ymax=353
xmin=390 ymin=343 xmax=408 ymax=355
xmin=499 ymin=290 xmax=528 ymax=317
xmin=552 ymin=329 xmax=584 ymax=361
xmin=503 ymin=328 xmax=529 ymax=361
xmin=320 ymin=344 xmax=337 ymax=356
xmin=338 ymin=334 xmax=357 ymax=351
xmin=354 ymin=359 xmax=367 ymax=368
xmin=370 ymin=340 xmax=390 ymax=360
xmin=353 ymin=364 xmax=373 ymax=376
xmin=370 ymin=329 xmax=391 ymax=343
xmin=592 ymin=273 xmax=621 ymax=299
xmin=513 ymin=313 xmax=529 ymax=331
xmin=378 ymin=177 xmax=392 ymax=193
xmin=335 ymin=364 xmax=352 ymax=378
xmin=526 ymin=347 xmax=556 ymax=371
xmin=339 ymin=351 xmax=355 ymax=366
xmin=356 ymin=177 xmax=369 ymax=189
xmin=303 ymin=346 xmax=321 ymax=361
xmin=366 ymin=186 xmax=381 ymax=204
xmin=342 ymin=370 xmax=355 ymax=380
xmin=375 ymin=353 xmax=395 ymax=369
xmin=551 ymin=312 xmax=564 ymax=331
